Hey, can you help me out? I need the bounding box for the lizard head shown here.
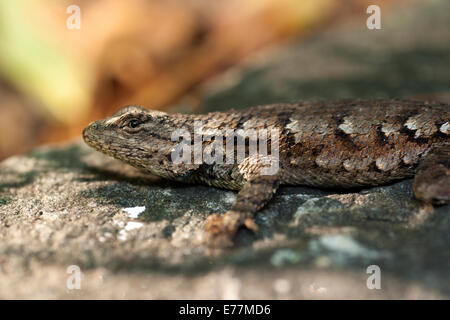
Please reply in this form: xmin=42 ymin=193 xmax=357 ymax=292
xmin=83 ymin=105 xmax=186 ymax=173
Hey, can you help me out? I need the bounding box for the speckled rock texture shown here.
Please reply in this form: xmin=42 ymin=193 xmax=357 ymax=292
xmin=0 ymin=141 xmax=448 ymax=299
xmin=0 ymin=1 xmax=449 ymax=299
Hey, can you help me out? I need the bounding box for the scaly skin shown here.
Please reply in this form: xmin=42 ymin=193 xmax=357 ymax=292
xmin=83 ymin=99 xmax=450 ymax=247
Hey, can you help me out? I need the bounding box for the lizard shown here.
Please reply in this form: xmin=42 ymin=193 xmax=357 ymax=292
xmin=82 ymin=99 xmax=450 ymax=247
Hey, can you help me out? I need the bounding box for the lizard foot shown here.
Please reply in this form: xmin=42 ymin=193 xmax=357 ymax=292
xmin=203 ymin=211 xmax=258 ymax=248
xmin=413 ymin=163 xmax=450 ymax=205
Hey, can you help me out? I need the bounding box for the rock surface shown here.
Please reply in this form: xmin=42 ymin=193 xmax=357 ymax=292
xmin=0 ymin=1 xmax=449 ymax=299
xmin=0 ymin=142 xmax=450 ymax=298
xmin=0 ymin=142 xmax=448 ymax=299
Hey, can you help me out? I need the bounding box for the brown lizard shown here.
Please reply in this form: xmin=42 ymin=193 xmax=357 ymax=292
xmin=83 ymin=99 xmax=450 ymax=247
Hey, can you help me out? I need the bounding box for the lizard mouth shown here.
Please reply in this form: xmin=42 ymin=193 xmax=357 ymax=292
xmin=82 ymin=121 xmax=129 ymax=160
xmin=82 ymin=122 xmax=105 ymax=152
xmin=82 ymin=124 xmax=95 ymax=145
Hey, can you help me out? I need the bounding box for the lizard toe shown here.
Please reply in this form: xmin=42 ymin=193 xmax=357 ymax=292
xmin=413 ymin=163 xmax=450 ymax=205
xmin=203 ymin=211 xmax=258 ymax=247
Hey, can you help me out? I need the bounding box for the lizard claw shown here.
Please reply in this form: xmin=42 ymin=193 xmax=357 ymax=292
xmin=413 ymin=163 xmax=450 ymax=205
xmin=203 ymin=213 xmax=235 ymax=248
xmin=244 ymin=217 xmax=259 ymax=233
xmin=203 ymin=211 xmax=258 ymax=248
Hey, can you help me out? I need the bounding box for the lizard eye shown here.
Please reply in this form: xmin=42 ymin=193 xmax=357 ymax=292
xmin=122 ymin=118 xmax=143 ymax=132
xmin=129 ymin=119 xmax=140 ymax=128
xmin=126 ymin=119 xmax=141 ymax=129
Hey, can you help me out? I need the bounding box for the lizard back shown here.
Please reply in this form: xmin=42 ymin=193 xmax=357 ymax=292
xmin=197 ymin=99 xmax=449 ymax=188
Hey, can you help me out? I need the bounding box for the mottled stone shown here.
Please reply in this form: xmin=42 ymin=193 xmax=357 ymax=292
xmin=0 ymin=142 xmax=448 ymax=298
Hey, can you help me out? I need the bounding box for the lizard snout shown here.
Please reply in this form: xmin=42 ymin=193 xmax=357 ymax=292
xmin=82 ymin=122 xmax=100 ymax=142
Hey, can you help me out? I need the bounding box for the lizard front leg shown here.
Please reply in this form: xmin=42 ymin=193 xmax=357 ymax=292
xmin=204 ymin=157 xmax=280 ymax=247
xmin=413 ymin=143 xmax=450 ymax=205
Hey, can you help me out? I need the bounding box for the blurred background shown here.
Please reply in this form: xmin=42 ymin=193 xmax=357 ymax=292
xmin=0 ymin=0 xmax=448 ymax=161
